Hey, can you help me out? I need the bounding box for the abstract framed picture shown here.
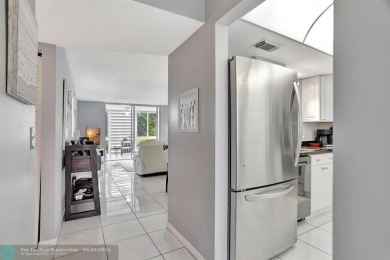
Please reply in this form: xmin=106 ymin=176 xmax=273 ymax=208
xmin=6 ymin=0 xmax=38 ymax=105
xmin=179 ymin=87 xmax=199 ymax=133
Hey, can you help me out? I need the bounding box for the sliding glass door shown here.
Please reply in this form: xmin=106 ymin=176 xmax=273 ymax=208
xmin=106 ymin=104 xmax=160 ymax=157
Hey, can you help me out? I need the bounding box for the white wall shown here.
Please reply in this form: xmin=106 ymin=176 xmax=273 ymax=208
xmin=333 ymin=0 xmax=390 ymax=259
xmin=302 ymin=122 xmax=332 ymax=141
xmin=0 ymin=0 xmax=38 ymax=245
xmin=39 ymin=43 xmax=75 ymax=245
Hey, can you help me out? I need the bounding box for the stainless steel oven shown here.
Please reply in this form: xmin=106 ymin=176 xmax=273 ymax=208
xmin=298 ymin=156 xmax=311 ymax=220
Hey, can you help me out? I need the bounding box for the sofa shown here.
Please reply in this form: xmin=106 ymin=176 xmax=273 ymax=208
xmin=133 ymin=140 xmax=168 ymax=175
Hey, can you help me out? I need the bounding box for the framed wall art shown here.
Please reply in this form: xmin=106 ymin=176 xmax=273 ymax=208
xmin=6 ymin=0 xmax=38 ymax=105
xmin=179 ymin=87 xmax=198 ymax=133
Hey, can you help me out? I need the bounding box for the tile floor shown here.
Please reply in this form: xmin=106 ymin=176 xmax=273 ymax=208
xmin=54 ymin=160 xmax=194 ymax=260
xmin=54 ymin=159 xmax=333 ymax=260
xmin=275 ymin=210 xmax=333 ymax=260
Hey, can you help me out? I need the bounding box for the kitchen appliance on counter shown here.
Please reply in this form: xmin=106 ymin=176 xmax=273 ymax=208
xmin=229 ymin=56 xmax=301 ymax=260
xmin=298 ymin=157 xmax=311 ymax=221
xmin=317 ymin=128 xmax=333 ymax=147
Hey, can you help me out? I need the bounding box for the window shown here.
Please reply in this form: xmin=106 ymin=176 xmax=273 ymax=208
xmin=137 ymin=112 xmax=156 ymax=137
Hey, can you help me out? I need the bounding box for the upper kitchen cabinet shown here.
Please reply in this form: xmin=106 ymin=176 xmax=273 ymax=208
xmin=320 ymin=75 xmax=333 ymax=122
xmin=302 ymin=75 xmax=333 ymax=122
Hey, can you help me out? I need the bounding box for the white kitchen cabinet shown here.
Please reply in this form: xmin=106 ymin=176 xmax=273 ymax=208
xmin=310 ymin=153 xmax=333 ymax=214
xmin=310 ymin=166 xmax=323 ymax=212
xmin=322 ymin=164 xmax=333 ymax=208
xmin=320 ymin=75 xmax=333 ymax=122
xmin=301 ymin=75 xmax=333 ymax=122
xmin=302 ymin=76 xmax=320 ymax=122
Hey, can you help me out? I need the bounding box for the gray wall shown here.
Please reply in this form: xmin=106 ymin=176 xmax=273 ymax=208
xmin=168 ymin=1 xmax=266 ymax=258
xmin=39 ymin=43 xmax=75 ymax=244
xmin=333 ymin=0 xmax=390 ymax=259
xmin=159 ymin=105 xmax=168 ymax=142
xmin=77 ymin=101 xmax=107 ymax=146
xmin=168 ymin=22 xmax=217 ymax=260
xmin=0 ymin=0 xmax=38 ymax=245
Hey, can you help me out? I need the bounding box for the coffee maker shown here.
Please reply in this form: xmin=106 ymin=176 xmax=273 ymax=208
xmin=317 ymin=127 xmax=333 ymax=146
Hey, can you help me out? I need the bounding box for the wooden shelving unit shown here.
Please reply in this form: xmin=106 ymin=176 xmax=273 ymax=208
xmin=64 ymin=145 xmax=101 ymax=221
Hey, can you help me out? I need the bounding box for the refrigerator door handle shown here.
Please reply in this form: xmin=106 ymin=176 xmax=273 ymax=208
xmin=293 ymin=82 xmax=302 ymax=167
xmin=245 ymin=184 xmax=295 ymax=201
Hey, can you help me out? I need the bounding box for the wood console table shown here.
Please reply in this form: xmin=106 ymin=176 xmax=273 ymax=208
xmin=64 ymin=145 xmax=101 ymax=221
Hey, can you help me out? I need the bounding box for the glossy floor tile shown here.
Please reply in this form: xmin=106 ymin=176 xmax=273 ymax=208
xmin=102 ymin=219 xmax=146 ymax=244
xmin=319 ymin=221 xmax=333 ymax=233
xmin=99 ymin=207 xmax=136 ymax=226
xmin=58 ymin=160 xmax=335 ymax=260
xmin=100 ymin=199 xmax=130 ymax=213
xmin=107 ymin=234 xmax=160 ymax=260
xmin=297 ymin=221 xmax=316 ymax=236
xmin=55 ymin=247 xmax=108 ymax=260
xmin=159 ymin=200 xmax=168 ymax=211
xmin=132 ymin=202 xmax=167 ymax=218
xmin=125 ymin=194 xmax=156 ymax=207
xmin=278 ymin=240 xmax=332 ymax=260
xmin=298 ymin=228 xmax=333 ymax=255
xmin=304 ymin=214 xmax=332 ymax=227
xmin=57 ymin=227 xmax=105 ymax=246
xmin=151 ymin=192 xmax=168 ymax=202
xmin=163 ymin=248 xmax=195 ymax=260
xmin=138 ymin=212 xmax=168 ymax=233
xmin=59 ymin=216 xmax=101 ymax=235
xmin=277 ymin=210 xmax=333 ymax=259
xmin=149 ymin=229 xmax=183 ymax=254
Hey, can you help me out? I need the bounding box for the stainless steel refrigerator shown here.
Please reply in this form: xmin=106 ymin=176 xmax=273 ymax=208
xmin=229 ymin=56 xmax=302 ymax=260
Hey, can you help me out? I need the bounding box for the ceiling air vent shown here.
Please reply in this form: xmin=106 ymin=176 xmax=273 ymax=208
xmin=254 ymin=40 xmax=280 ymax=52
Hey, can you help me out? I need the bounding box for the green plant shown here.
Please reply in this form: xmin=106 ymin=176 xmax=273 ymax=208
xmin=136 ymin=138 xmax=154 ymax=148
xmin=105 ymin=140 xmax=109 ymax=153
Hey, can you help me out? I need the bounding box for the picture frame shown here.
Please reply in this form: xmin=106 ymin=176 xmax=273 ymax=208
xmin=179 ymin=87 xmax=199 ymax=133
xmin=6 ymin=0 xmax=38 ymax=105
xmin=62 ymin=79 xmax=73 ymax=147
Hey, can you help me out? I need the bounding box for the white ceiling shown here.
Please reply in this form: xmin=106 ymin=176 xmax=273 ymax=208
xmin=229 ymin=20 xmax=333 ymax=78
xmin=242 ymin=0 xmax=333 ymax=55
xmin=66 ymin=48 xmax=168 ymax=105
xmin=36 ymin=0 xmax=203 ymax=105
xmin=36 ymin=0 xmax=203 ymax=55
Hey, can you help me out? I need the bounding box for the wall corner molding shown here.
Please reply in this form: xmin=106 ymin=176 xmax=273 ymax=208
xmin=167 ymin=222 xmax=206 ymax=260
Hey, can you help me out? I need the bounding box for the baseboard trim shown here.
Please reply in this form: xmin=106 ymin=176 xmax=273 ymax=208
xmin=38 ymin=209 xmax=65 ymax=248
xmin=167 ymin=222 xmax=205 ymax=260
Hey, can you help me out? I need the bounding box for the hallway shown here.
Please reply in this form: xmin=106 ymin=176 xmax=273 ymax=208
xmin=55 ymin=161 xmax=193 ymax=260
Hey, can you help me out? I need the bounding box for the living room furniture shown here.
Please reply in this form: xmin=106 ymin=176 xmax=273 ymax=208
xmin=64 ymin=145 xmax=101 ymax=221
xmin=110 ymin=146 xmax=121 ymax=157
xmin=163 ymin=145 xmax=168 ymax=192
xmin=121 ymin=138 xmax=133 ymax=156
xmin=133 ymin=141 xmax=168 ymax=175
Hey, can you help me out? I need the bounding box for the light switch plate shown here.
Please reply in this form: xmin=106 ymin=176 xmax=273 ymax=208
xmin=30 ymin=127 xmax=35 ymax=150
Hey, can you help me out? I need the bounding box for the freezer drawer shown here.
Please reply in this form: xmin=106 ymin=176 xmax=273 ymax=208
xmin=230 ymin=179 xmax=298 ymax=260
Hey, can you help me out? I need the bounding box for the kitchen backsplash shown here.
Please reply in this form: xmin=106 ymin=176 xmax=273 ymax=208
xmin=302 ymin=122 xmax=332 ymax=141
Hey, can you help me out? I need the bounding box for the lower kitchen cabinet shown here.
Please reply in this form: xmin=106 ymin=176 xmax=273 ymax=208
xmin=310 ymin=154 xmax=333 ymax=214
